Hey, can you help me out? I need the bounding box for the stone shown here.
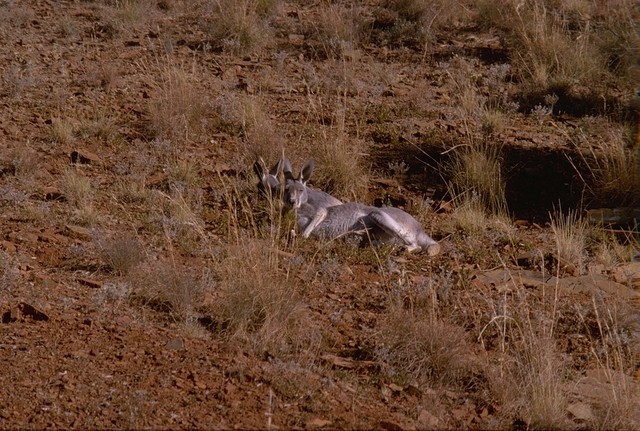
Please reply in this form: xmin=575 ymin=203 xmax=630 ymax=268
xmin=567 ymin=402 xmax=595 ymax=422
xmin=70 ymin=149 xmax=101 ymax=165
xmin=166 ymin=338 xmax=184 ymax=350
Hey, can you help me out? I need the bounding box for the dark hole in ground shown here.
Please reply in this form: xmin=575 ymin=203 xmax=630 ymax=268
xmin=371 ymin=142 xmax=594 ymax=223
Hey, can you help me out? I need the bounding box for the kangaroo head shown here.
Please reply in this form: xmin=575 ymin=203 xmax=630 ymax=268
xmin=254 ymin=157 xmax=283 ymax=199
xmin=283 ymin=159 xmax=314 ymax=209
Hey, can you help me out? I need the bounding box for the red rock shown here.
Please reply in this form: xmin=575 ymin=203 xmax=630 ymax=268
xmin=76 ymin=277 xmax=102 ymax=289
xmin=71 ymin=149 xmax=102 ymax=165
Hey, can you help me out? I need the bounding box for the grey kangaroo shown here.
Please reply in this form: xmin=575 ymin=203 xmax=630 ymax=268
xmin=283 ymin=159 xmax=440 ymax=255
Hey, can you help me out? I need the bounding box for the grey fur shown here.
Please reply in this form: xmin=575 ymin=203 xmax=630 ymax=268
xmin=284 ymin=160 xmax=440 ymax=255
xmin=281 ymin=158 xmax=343 ymax=233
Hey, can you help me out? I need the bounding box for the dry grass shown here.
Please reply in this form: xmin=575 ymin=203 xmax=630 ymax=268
xmin=584 ymin=298 xmax=640 ymax=430
xmin=237 ymin=95 xmax=281 ymax=162
xmin=375 ymin=290 xmax=475 ymax=388
xmin=311 ymin=3 xmax=363 ymax=59
xmin=131 ymin=261 xmax=215 ymax=325
xmin=513 ymin=0 xmax=602 ymax=90
xmin=78 ymin=109 xmax=122 ymax=146
xmin=61 ymin=168 xmax=93 ymax=211
xmin=112 ymin=0 xmax=160 ymax=28
xmin=512 ymin=336 xmax=569 ymax=429
xmin=479 ymin=0 xmax=638 ymax=105
xmin=97 ymin=234 xmax=145 ymax=276
xmin=144 ymin=61 xmax=208 ymax=142
xmin=307 ymin=105 xmax=369 ymax=201
xmin=205 ymin=241 xmax=318 ymax=357
xmin=550 ymin=207 xmax=589 ymax=275
xmin=202 ymin=0 xmax=276 ymax=54
xmin=6 ymin=145 xmax=39 ymax=178
xmin=50 ymin=116 xmax=75 ymax=145
xmin=477 ymin=277 xmax=570 ymax=428
xmin=448 ymin=141 xmax=507 ymax=216
xmin=592 ymin=230 xmax=637 ymax=269
xmin=383 ymin=0 xmax=471 ymax=48
xmin=586 ymin=129 xmax=640 ymax=207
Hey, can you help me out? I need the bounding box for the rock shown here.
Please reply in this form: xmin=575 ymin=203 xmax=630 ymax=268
xmin=378 ymin=420 xmax=403 ymax=431
xmin=2 ymin=302 xmax=49 ymax=323
xmin=417 ymin=409 xmax=440 ymax=429
xmin=166 ymin=338 xmax=184 ymax=350
xmin=8 ymin=230 xmax=40 ymax=244
xmin=587 ymin=208 xmax=640 ymax=226
xmin=611 ymin=262 xmax=640 ymax=288
xmin=42 ymin=187 xmax=64 ymax=201
xmin=65 ymin=224 xmax=92 ymax=239
xmin=70 ymin=149 xmax=101 ymax=165
xmin=77 ymin=277 xmax=102 ymax=289
xmin=567 ymin=402 xmax=594 ymax=422
xmin=0 ymin=240 xmax=17 ymax=253
xmin=288 ymin=34 xmax=304 ymax=44
xmin=307 ymin=418 xmax=331 ymax=428
xmin=567 ymin=275 xmax=637 ymax=299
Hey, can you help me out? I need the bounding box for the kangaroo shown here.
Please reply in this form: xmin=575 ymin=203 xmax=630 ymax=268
xmin=283 ymin=160 xmax=440 ymax=255
xmin=281 ymin=158 xmax=343 ymax=233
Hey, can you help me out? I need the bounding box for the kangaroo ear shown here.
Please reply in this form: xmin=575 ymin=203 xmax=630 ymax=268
xmin=281 ymin=158 xmax=294 ymax=180
xmin=253 ymin=157 xmax=267 ymax=181
xmin=300 ymin=159 xmax=314 ymax=183
xmin=269 ymin=159 xmax=283 ymax=176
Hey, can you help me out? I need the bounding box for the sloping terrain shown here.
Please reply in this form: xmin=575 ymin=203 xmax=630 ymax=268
xmin=0 ymin=0 xmax=639 ymax=429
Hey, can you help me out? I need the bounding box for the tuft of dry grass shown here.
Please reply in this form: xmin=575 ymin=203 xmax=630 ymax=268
xmin=78 ymin=109 xmax=122 ymax=146
xmin=447 ymin=141 xmax=507 ymax=216
xmin=144 ymin=61 xmax=208 ymax=142
xmin=514 ymin=336 xmax=569 ymax=429
xmin=382 ymin=0 xmax=471 ymax=48
xmin=311 ymin=3 xmax=363 ymax=59
xmin=550 ymin=207 xmax=589 ymax=275
xmin=50 ymin=116 xmax=75 ymax=145
xmin=202 ymin=0 xmax=277 ymax=54
xmin=113 ymin=0 xmax=159 ymax=28
xmin=586 ymin=129 xmax=640 ymax=207
xmin=479 ymin=0 xmax=638 ymax=106
xmin=6 ymin=145 xmax=39 ymax=178
xmin=205 ymin=241 xmax=318 ymax=357
xmin=131 ymin=261 xmax=215 ymax=325
xmin=375 ymin=292 xmax=475 ymax=387
xmin=583 ymin=298 xmax=640 ymax=430
xmin=61 ymin=168 xmax=90 ymax=207
xmin=307 ymin=106 xmax=369 ymax=201
xmin=97 ymin=234 xmax=145 ymax=276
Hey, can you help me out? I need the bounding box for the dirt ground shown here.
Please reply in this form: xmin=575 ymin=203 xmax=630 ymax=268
xmin=0 ymin=0 xmax=639 ymax=429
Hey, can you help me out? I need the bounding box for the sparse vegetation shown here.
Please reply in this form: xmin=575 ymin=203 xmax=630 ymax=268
xmin=1 ymin=0 xmax=638 ymax=429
